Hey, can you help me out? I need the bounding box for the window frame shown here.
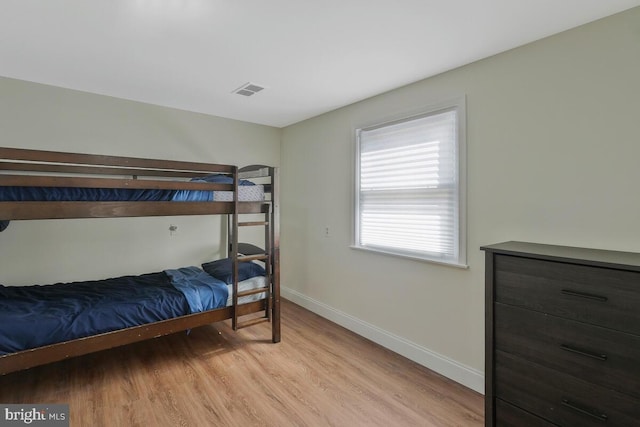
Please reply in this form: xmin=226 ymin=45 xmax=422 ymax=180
xmin=352 ymin=97 xmax=467 ymax=268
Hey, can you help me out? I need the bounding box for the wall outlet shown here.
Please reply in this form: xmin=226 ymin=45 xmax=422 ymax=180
xmin=324 ymin=226 xmax=330 ymax=238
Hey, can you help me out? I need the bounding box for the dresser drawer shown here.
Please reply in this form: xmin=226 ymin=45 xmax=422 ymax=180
xmin=495 ymin=399 xmax=558 ymax=427
xmin=495 ymin=303 xmax=640 ymax=398
xmin=494 ymin=254 xmax=640 ymax=334
xmin=496 ymin=351 xmax=640 ymax=427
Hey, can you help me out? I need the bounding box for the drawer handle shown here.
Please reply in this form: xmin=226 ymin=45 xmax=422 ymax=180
xmin=561 ymin=289 xmax=608 ymax=302
xmin=561 ymin=398 xmax=608 ymax=422
xmin=560 ymin=344 xmax=607 ymax=361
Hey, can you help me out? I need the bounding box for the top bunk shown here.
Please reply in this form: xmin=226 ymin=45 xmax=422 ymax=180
xmin=0 ymin=147 xmax=277 ymax=222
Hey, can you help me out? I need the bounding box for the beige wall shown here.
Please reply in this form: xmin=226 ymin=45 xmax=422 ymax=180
xmin=280 ymin=7 xmax=640 ymax=392
xmin=0 ymin=77 xmax=281 ymax=285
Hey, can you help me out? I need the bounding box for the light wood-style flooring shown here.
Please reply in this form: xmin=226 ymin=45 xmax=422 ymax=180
xmin=0 ymin=300 xmax=483 ymax=426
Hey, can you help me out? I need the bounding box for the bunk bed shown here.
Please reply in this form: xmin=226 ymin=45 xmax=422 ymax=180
xmin=0 ymin=146 xmax=280 ymax=375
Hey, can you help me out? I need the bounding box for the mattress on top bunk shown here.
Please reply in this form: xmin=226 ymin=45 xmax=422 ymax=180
xmin=0 ymin=259 xmax=266 ymax=355
xmin=0 ymin=174 xmax=264 ymax=202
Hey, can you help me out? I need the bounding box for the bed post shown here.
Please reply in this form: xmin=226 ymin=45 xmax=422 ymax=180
xmin=271 ymin=167 xmax=281 ymax=343
xmin=230 ymin=166 xmax=240 ymax=331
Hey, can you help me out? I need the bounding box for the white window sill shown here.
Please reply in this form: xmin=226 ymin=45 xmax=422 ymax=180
xmin=350 ymin=245 xmax=469 ymax=269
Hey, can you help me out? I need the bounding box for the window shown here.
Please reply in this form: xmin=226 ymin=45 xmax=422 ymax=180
xmin=354 ymin=99 xmax=466 ymax=266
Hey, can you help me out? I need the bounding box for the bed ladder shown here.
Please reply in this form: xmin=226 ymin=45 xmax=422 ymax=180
xmin=229 ymin=166 xmax=275 ymax=331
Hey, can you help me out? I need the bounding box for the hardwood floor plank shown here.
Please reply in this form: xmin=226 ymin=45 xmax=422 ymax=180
xmin=0 ymin=300 xmax=483 ymax=426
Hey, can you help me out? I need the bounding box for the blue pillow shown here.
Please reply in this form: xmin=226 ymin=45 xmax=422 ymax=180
xmin=202 ymin=258 xmax=265 ymax=284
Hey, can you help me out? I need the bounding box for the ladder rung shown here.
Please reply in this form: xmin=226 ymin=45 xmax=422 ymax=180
xmin=237 ymin=317 xmax=270 ymax=329
xmin=239 ymin=221 xmax=269 ymax=227
xmin=237 ymin=287 xmax=269 ymax=298
xmin=238 ymin=254 xmax=268 ymax=262
xmin=237 ymin=243 xmax=265 ymax=256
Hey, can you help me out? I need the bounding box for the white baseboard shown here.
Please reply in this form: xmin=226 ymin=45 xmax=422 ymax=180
xmin=282 ymin=287 xmax=484 ymax=394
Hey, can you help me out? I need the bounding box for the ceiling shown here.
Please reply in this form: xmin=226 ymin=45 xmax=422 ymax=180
xmin=1 ymin=1 xmax=639 ymax=128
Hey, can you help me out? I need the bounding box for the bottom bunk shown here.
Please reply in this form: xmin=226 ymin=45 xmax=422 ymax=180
xmin=0 ymin=257 xmax=278 ymax=375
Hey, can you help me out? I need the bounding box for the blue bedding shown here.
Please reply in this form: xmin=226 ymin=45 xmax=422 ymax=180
xmin=0 ymin=186 xmax=176 ymax=202
xmin=0 ymin=174 xmax=254 ymax=203
xmin=165 ymin=267 xmax=229 ymax=313
xmin=172 ymin=175 xmax=256 ymax=202
xmin=0 ymin=268 xmax=229 ymax=355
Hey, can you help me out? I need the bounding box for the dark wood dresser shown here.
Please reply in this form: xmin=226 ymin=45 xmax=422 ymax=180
xmin=481 ymin=241 xmax=640 ymax=427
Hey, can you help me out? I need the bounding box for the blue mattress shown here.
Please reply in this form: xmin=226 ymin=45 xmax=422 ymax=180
xmin=0 ymin=267 xmax=229 ymax=355
xmin=0 ymin=174 xmax=255 ymax=203
xmin=0 ymin=186 xmax=176 ymax=202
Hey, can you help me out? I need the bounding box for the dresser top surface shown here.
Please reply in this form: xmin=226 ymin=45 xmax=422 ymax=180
xmin=481 ymin=241 xmax=640 ymax=271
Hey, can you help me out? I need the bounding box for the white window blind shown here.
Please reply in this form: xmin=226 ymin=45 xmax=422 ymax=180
xmin=355 ymin=106 xmax=464 ymax=265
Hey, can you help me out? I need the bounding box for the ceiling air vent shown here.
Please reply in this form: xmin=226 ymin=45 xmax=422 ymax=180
xmin=233 ymin=82 xmax=265 ymax=97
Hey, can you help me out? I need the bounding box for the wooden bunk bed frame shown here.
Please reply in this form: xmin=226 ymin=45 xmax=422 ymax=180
xmin=0 ymin=146 xmax=280 ymax=375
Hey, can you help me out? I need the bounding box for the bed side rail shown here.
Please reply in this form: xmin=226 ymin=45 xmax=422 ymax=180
xmin=0 ymin=147 xmax=234 ymax=178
